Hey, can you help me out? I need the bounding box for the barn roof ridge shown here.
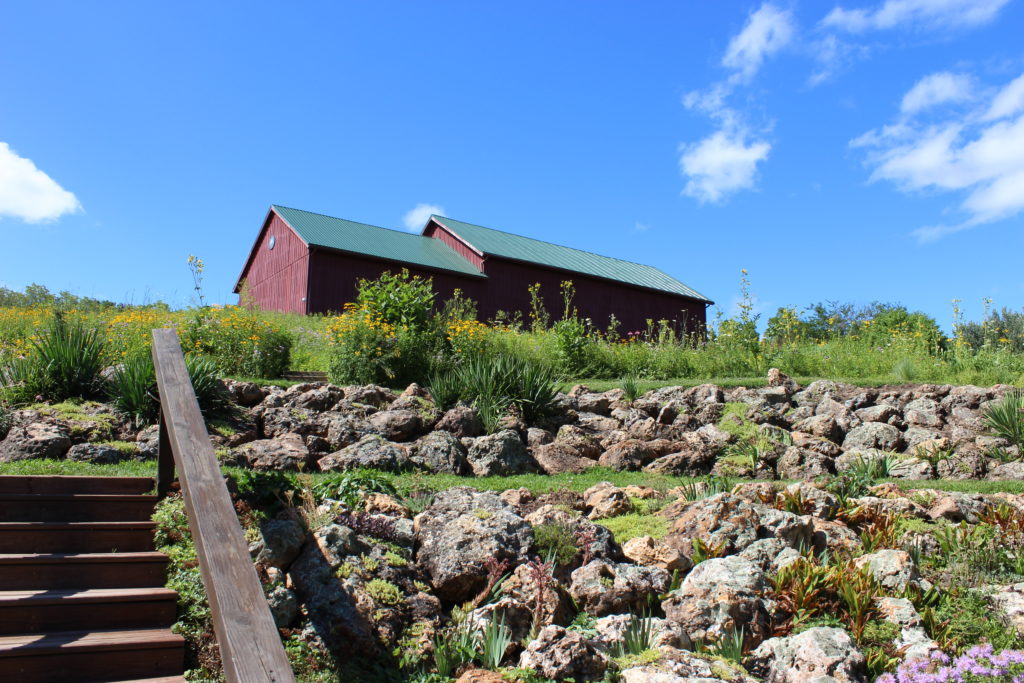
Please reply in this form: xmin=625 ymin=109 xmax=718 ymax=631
xmin=430 ymin=214 xmax=712 ymax=303
xmin=270 ymin=205 xmax=485 ymax=279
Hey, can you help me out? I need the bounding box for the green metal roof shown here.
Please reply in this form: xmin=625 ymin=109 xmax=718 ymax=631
xmin=430 ymin=215 xmax=712 ymax=302
xmin=272 ymin=205 xmax=485 ymax=278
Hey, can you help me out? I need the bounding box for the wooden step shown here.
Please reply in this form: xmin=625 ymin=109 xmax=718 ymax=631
xmin=0 ymin=628 xmax=184 ymax=682
xmin=0 ymin=493 xmax=158 ymax=523
xmin=0 ymin=552 xmax=169 ymax=590
xmin=0 ymin=522 xmax=156 ymax=553
xmin=0 ymin=588 xmax=178 ymax=634
xmin=0 ymin=476 xmax=154 ymax=495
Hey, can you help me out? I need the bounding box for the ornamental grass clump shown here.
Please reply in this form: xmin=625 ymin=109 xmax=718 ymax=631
xmin=984 ymin=389 xmax=1024 ymax=452
xmin=2 ymin=314 xmax=106 ymax=403
xmin=877 ymin=646 xmax=1024 ymax=682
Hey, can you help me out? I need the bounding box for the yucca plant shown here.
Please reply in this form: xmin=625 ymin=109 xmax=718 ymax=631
xmin=612 ymin=611 xmax=657 ymax=658
xmin=3 ymin=315 xmax=107 ymax=403
xmin=479 ymin=612 xmax=513 ymax=670
xmin=106 ymin=352 xmax=227 ymax=425
xmin=984 ymin=389 xmax=1024 ymax=451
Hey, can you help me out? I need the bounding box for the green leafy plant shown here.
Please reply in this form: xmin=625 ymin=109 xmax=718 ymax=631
xmin=984 ymin=389 xmax=1024 ymax=450
xmin=313 ymin=469 xmax=397 ymax=508
xmin=611 ymin=611 xmax=657 ymax=658
xmin=365 ymin=578 xmax=403 ymax=606
xmin=480 ymin=612 xmax=514 ymax=670
xmin=2 ymin=315 xmax=106 ymax=403
xmin=534 ymin=521 xmax=580 ymax=568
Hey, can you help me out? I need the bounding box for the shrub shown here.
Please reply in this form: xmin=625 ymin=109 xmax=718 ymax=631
xmin=182 ymin=306 xmax=291 ymax=379
xmin=313 ymin=469 xmax=397 ymax=508
xmin=984 ymin=389 xmax=1024 ymax=450
xmin=533 ymin=521 xmax=579 ymax=567
xmin=106 ymin=352 xmax=227 ymax=425
xmin=356 ymin=269 xmax=435 ymax=330
xmin=2 ymin=315 xmax=106 ymax=403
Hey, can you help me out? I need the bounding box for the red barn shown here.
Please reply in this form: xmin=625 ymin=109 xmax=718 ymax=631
xmin=234 ymin=205 xmax=712 ymax=335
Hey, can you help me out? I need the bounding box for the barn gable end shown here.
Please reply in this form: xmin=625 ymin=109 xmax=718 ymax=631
xmin=234 ymin=209 xmax=310 ymax=314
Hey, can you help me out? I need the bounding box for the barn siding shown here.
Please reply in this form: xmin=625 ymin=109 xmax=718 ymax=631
xmin=239 ymin=214 xmax=309 ymax=314
xmin=477 ymin=257 xmax=706 ymax=337
xmin=307 ymin=249 xmax=485 ymax=315
xmin=423 ymin=223 xmax=485 ymax=270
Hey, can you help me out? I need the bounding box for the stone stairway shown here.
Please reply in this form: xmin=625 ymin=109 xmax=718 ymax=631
xmin=0 ymin=475 xmax=185 ymax=682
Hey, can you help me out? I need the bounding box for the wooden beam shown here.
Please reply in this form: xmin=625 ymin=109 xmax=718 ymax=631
xmin=151 ymin=329 xmax=294 ymax=682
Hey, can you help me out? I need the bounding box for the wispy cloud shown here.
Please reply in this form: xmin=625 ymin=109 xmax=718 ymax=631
xmin=821 ymin=0 xmax=1011 ymax=33
xmin=722 ymin=4 xmax=796 ymax=84
xmin=679 ymin=3 xmax=791 ymax=203
xmin=901 ymin=72 xmax=975 ymax=114
xmin=851 ymin=70 xmax=1024 ymax=241
xmin=401 ymin=203 xmax=444 ymax=232
xmin=0 ymin=143 xmax=81 ymax=223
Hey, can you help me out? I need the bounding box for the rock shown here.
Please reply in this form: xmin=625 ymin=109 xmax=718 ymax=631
xmin=622 ymin=536 xmax=691 ymax=573
xmin=793 ymin=414 xmax=844 ymax=444
xmin=661 ymin=493 xmax=813 ymax=560
xmin=367 ymin=409 xmax=422 ymax=442
xmin=527 ymin=427 xmax=554 ymax=448
xmin=311 ymin=523 xmax=361 ymax=567
xmin=854 ymin=404 xmax=899 ymax=425
xmin=534 ymin=442 xmax=599 ymax=474
xmin=412 ymin=430 xmax=467 ymax=474
xmin=662 ymin=556 xmax=770 ymax=647
xmin=66 ymin=442 xmax=130 ymax=464
xmin=466 ymin=430 xmax=535 ymax=477
xmin=455 ymin=670 xmax=507 ymax=683
xmin=344 ymin=384 xmax=396 ymax=407
xmin=777 ymin=446 xmax=835 ymax=480
xmin=780 ymin=482 xmax=839 ymax=519
xmin=624 ymin=485 xmax=661 ymax=499
xmin=466 ymin=598 xmax=535 ymax=650
xmin=988 ymin=461 xmax=1024 ymax=480
xmin=555 ymin=425 xmax=604 ymax=459
xmin=577 ymin=392 xmax=612 ymax=415
xmin=875 ymin=597 xmax=939 ymax=662
xmin=583 ymin=482 xmax=633 ymax=520
xmin=364 ymin=493 xmax=409 ymax=518
xmin=644 ymin=448 xmax=716 ymax=476
xmin=843 ymin=422 xmax=902 ymax=452
xmin=314 ymin=412 xmax=364 ymax=450
xmin=986 ymin=583 xmax=1024 ymax=636
xmin=317 ymin=434 xmax=410 ymax=472
xmin=926 ymin=493 xmax=989 ymax=523
xmin=850 ymin=495 xmax=928 ymax=519
xmin=518 ymin=625 xmax=607 ymax=681
xmin=222 ymin=379 xmax=268 ymax=407
xmin=594 ymin=614 xmax=690 ymax=651
xmin=415 ymin=488 xmax=534 ymax=603
xmin=737 ymin=538 xmax=799 ymax=573
xmin=524 ymin=505 xmax=621 ymax=563
xmin=251 ymin=518 xmax=307 ymax=569
xmin=598 ymin=440 xmax=656 ymax=471
xmin=259 ymin=407 xmax=319 ymax=439
xmin=569 ymin=559 xmax=670 ymax=617
xmin=237 ymin=433 xmax=310 ymax=471
xmin=888 ymin=456 xmax=935 ymax=479
xmin=0 ymin=422 xmax=71 ymax=461
xmin=500 ymin=487 xmax=534 ymax=511
xmin=853 ymin=549 xmax=930 ymax=593
xmin=748 ymin=627 xmax=867 ymax=682
xmin=904 ymin=397 xmax=944 ymax=428
xmin=810 ymin=518 xmax=863 ymax=556
xmin=266 ymin=585 xmax=299 ymax=628
xmin=767 ymin=368 xmax=798 ymax=393
xmin=287 ymin=385 xmax=344 ymax=412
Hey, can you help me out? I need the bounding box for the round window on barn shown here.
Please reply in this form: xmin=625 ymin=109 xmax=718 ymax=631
xmin=268 ymin=235 xmax=276 ymax=250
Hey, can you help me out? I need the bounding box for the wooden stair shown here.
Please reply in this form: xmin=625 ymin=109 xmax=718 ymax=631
xmin=0 ymin=476 xmax=185 ymax=682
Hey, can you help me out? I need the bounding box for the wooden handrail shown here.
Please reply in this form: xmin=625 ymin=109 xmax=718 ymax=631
xmin=152 ymin=328 xmax=295 ymax=683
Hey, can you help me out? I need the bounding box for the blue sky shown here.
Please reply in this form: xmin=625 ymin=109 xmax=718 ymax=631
xmin=2 ymin=1 xmax=1023 ymax=329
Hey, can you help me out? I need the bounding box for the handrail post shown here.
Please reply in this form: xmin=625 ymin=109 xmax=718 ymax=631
xmin=151 ymin=328 xmax=295 ymax=682
xmin=156 ymin=410 xmax=175 ymax=499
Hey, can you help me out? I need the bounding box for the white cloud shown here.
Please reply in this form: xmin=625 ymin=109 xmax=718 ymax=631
xmin=722 ymin=4 xmax=796 ymax=83
xmin=822 ymin=0 xmax=1010 ymax=33
xmin=852 ymin=71 xmax=1024 ymax=241
xmin=401 ymin=203 xmax=444 ymax=232
xmin=680 ymin=128 xmax=771 ymax=203
xmin=901 ymin=72 xmax=975 ymax=114
xmin=0 ymin=143 xmax=81 ymax=223
xmin=633 ymin=222 xmax=650 ymax=232
xmin=985 ymin=73 xmax=1024 ymax=121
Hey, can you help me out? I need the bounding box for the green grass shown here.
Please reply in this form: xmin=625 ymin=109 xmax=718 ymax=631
xmin=0 ymin=458 xmax=157 ymax=477
xmin=5 ymin=459 xmax=1024 ymax=497
xmin=596 ymin=513 xmax=669 ymax=543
